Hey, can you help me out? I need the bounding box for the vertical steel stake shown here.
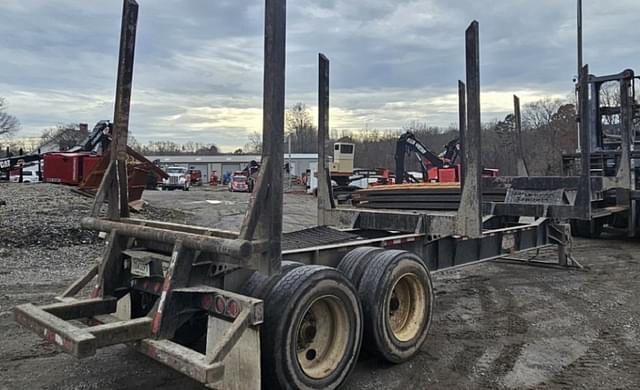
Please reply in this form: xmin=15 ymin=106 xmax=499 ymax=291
xmin=576 ymin=0 xmax=584 ymax=153
xmin=317 ymin=53 xmax=331 ymax=225
xmin=92 ymin=0 xmax=139 ymax=219
xmin=619 ymin=72 xmax=635 ymax=236
xmin=109 ymin=0 xmax=139 ymax=219
xmin=513 ymin=95 xmax=529 ymax=176
xmin=456 ymin=21 xmax=482 ymax=238
xmin=239 ymin=0 xmax=286 ymax=276
xmin=575 ymin=64 xmax=592 ymax=220
xmin=458 ymin=80 xmax=466 ymax=186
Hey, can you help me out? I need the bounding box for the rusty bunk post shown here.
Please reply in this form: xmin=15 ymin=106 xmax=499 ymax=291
xmin=90 ymin=0 xmax=139 ymax=299
xmin=513 ymin=95 xmax=529 ymax=176
xmin=91 ymin=0 xmax=138 ymax=219
xmin=238 ymin=0 xmax=286 ymax=277
xmin=456 ymin=21 xmax=483 ymax=238
xmin=317 ymin=53 xmax=331 ymax=225
xmin=576 ymin=64 xmax=592 ymax=221
xmin=458 ymin=80 xmax=466 ymax=185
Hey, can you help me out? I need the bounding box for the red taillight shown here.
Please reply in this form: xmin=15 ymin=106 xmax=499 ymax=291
xmin=214 ymin=295 xmax=226 ymax=314
xmin=226 ymin=299 xmax=240 ymax=318
xmin=201 ymin=294 xmax=213 ymax=310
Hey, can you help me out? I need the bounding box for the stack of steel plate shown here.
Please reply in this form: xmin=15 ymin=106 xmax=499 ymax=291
xmin=352 ymin=183 xmax=506 ymax=210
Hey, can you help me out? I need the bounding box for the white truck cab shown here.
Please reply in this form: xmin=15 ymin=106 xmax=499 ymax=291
xmin=162 ymin=166 xmax=190 ymax=191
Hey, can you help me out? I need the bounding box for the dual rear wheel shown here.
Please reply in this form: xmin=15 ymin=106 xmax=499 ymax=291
xmin=250 ymin=248 xmax=433 ymax=389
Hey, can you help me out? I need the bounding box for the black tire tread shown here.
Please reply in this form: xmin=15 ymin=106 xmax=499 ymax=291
xmin=262 ymin=265 xmax=362 ymax=390
xmin=337 ymin=246 xmax=384 ymax=287
xmin=358 ymin=249 xmax=433 ymax=363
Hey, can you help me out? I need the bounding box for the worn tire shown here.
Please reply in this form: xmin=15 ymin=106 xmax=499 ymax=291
xmin=337 ymin=246 xmax=385 ymax=287
xmin=358 ymin=250 xmax=433 ymax=363
xmin=241 ymin=260 xmax=304 ymax=299
xmin=262 ymin=265 xmax=363 ymax=390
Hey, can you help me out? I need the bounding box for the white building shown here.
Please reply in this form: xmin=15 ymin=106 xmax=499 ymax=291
xmin=146 ymin=153 xmax=318 ymax=181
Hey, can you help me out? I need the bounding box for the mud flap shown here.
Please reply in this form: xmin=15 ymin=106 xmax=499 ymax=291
xmin=206 ymin=315 xmax=261 ymax=390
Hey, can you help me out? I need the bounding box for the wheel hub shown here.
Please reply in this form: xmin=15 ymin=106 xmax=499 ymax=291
xmin=296 ymin=295 xmax=350 ymax=379
xmin=387 ymin=273 xmax=426 ymax=342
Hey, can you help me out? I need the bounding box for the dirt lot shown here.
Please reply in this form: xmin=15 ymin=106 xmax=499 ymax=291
xmin=1 ymin=183 xmax=640 ymax=389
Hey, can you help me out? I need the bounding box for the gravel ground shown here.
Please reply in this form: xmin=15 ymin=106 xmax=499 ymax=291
xmin=1 ymin=183 xmax=640 ymax=389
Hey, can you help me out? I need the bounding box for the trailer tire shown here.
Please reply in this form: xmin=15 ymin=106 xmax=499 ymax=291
xmin=241 ymin=260 xmax=304 ymax=299
xmin=337 ymin=246 xmax=385 ymax=287
xmin=262 ymin=265 xmax=363 ymax=390
xmin=358 ymin=250 xmax=433 ymax=363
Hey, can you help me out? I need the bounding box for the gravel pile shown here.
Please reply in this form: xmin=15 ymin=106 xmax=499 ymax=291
xmin=0 ymin=183 xmax=190 ymax=249
xmin=0 ymin=183 xmax=98 ymax=249
xmin=0 ymin=183 xmax=189 ymax=288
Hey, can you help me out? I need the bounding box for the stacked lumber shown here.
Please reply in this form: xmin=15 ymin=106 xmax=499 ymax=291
xmin=352 ymin=183 xmax=506 ymax=210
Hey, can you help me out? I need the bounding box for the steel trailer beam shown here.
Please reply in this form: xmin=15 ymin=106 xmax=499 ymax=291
xmin=456 ymin=21 xmax=483 ymax=238
xmin=81 ymin=217 xmax=254 ymax=261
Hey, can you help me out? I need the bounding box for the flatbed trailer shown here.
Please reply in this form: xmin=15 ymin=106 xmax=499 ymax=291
xmin=13 ymin=2 xmax=600 ymax=390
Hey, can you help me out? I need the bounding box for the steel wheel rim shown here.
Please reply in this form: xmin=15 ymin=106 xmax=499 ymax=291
xmin=296 ymin=295 xmax=350 ymax=379
xmin=387 ymin=273 xmax=426 ymax=342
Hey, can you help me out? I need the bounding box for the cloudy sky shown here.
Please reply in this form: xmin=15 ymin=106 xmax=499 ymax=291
xmin=1 ymin=0 xmax=638 ymax=151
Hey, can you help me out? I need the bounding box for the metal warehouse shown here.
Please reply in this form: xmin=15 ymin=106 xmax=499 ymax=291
xmin=146 ymin=153 xmax=318 ymax=181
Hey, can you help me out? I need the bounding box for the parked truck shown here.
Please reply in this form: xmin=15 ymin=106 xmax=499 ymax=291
xmin=161 ymin=166 xmax=191 ymax=191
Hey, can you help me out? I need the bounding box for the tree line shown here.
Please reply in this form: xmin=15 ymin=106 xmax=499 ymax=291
xmin=244 ymin=99 xmax=579 ymax=176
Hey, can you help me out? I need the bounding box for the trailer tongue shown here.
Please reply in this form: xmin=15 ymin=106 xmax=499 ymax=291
xmin=13 ymin=2 xmax=617 ymax=390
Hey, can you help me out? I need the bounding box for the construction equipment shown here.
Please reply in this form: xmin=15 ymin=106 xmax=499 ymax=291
xmin=12 ymin=4 xmax=611 ymax=390
xmin=330 ymin=142 xmax=355 ymax=185
xmin=39 ymin=120 xmax=168 ymax=204
xmin=395 ymin=131 xmax=497 ymax=184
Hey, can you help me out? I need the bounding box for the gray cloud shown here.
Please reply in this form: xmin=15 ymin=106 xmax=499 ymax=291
xmin=0 ymin=0 xmax=638 ymax=151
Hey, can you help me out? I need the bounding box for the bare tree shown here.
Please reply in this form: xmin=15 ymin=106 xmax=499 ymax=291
xmin=522 ymin=98 xmax=563 ymax=130
xmin=136 ymin=140 xmax=219 ymax=155
xmin=0 ymin=98 xmax=20 ymax=136
xmin=244 ymin=131 xmax=263 ymax=153
xmin=41 ymin=123 xmax=89 ymax=151
xmin=286 ymin=103 xmax=317 ymax=153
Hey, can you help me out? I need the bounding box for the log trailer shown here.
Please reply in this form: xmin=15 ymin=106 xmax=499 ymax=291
xmin=12 ymin=2 xmax=619 ymax=390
